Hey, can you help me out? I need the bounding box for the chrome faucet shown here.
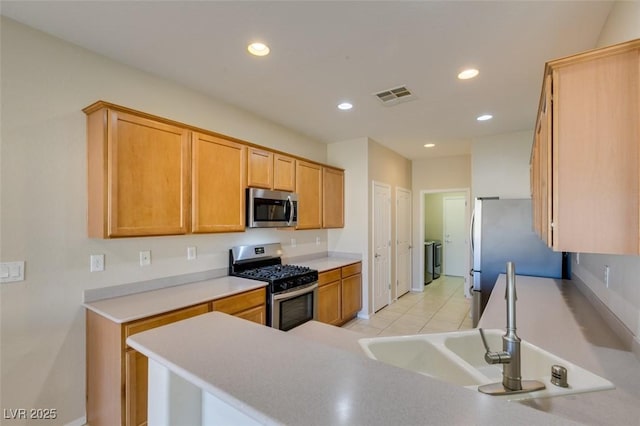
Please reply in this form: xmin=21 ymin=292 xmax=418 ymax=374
xmin=477 ymin=262 xmax=546 ymax=395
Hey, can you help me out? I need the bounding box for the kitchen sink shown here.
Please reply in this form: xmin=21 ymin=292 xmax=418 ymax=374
xmin=360 ymin=336 xmax=486 ymax=386
xmin=359 ymin=329 xmax=615 ymax=401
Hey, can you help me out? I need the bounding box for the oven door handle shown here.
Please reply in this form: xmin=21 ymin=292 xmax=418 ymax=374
xmin=272 ymin=283 xmax=318 ymax=301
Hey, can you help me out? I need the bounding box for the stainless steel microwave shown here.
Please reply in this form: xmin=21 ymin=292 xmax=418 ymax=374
xmin=246 ymin=188 xmax=298 ymax=228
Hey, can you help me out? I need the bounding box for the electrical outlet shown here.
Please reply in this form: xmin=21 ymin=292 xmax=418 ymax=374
xmin=576 ymin=253 xmax=580 ymax=265
xmin=90 ymin=254 xmax=105 ymax=272
xmin=316 ymin=236 xmax=321 ymax=246
xmin=604 ymin=265 xmax=610 ymax=288
xmin=187 ymin=246 xmax=197 ymax=260
xmin=140 ymin=250 xmax=151 ymax=266
xmin=291 ymin=238 xmax=296 ymax=248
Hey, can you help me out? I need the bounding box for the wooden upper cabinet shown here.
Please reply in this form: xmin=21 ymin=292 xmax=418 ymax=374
xmin=84 ymin=101 xmax=344 ymax=238
xmin=192 ymin=132 xmax=246 ymax=233
xmin=532 ymin=39 xmax=640 ymax=255
xmin=247 ymin=148 xmax=296 ymax=192
xmin=247 ymin=147 xmax=273 ymax=189
xmin=531 ymin=74 xmax=552 ymax=246
xmin=273 ymin=154 xmax=296 ymax=192
xmin=295 ymin=160 xmax=323 ymax=229
xmin=85 ymin=105 xmax=190 ymax=238
xmin=322 ymin=167 xmax=345 ymax=228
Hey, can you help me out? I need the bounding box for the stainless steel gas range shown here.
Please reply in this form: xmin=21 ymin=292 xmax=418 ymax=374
xmin=229 ymin=243 xmax=318 ymax=331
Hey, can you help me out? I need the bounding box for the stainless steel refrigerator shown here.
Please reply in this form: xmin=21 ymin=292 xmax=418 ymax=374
xmin=470 ymin=197 xmax=563 ymax=326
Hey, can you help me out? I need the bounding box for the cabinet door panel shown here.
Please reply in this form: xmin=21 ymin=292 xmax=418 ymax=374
xmin=192 ymin=133 xmax=246 ymax=233
xmin=295 ymin=161 xmax=323 ymax=229
xmin=341 ymin=273 xmax=362 ymax=321
xmin=247 ymin=148 xmax=273 ymax=189
xmin=531 ymin=75 xmax=552 ymax=246
xmin=125 ymin=349 xmax=147 ymax=426
xmin=318 ymin=280 xmax=341 ymax=325
xmin=553 ymin=49 xmax=639 ymax=253
xmin=273 ymin=154 xmax=296 ymax=191
xmin=108 ymin=110 xmax=190 ymax=237
xmin=323 ymin=167 xmax=344 ymax=228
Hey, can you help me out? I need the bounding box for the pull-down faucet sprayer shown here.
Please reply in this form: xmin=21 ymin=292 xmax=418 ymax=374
xmin=477 ymin=262 xmax=546 ymax=395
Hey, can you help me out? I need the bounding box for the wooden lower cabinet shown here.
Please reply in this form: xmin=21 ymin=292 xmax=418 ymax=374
xmin=125 ymin=349 xmax=148 ymax=426
xmin=318 ymin=280 xmax=341 ymax=325
xmin=317 ymin=262 xmax=362 ymax=326
xmin=86 ymin=288 xmax=266 ymax=426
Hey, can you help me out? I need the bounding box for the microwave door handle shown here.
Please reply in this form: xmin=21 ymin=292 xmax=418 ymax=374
xmin=286 ymin=196 xmax=295 ymax=226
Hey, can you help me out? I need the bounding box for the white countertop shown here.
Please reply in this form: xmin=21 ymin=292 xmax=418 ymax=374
xmin=293 ymin=256 xmax=360 ymax=272
xmin=84 ymin=276 xmax=266 ymax=323
xmin=83 ymin=256 xmax=359 ymax=324
xmin=127 ymin=311 xmax=578 ymax=426
xmin=479 ymin=274 xmax=640 ymax=425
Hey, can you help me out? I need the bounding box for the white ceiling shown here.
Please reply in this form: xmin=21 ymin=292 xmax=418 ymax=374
xmin=1 ymin=1 xmax=614 ymax=159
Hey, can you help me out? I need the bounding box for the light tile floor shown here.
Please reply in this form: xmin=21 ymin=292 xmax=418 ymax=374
xmin=343 ymin=275 xmax=473 ymax=336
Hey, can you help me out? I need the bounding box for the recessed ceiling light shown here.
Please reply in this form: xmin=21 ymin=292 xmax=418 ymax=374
xmin=337 ymin=102 xmax=353 ymax=111
xmin=247 ymin=42 xmax=270 ymax=56
xmin=458 ymin=68 xmax=479 ymax=80
xmin=477 ymin=114 xmax=493 ymax=121
xmin=423 ymin=143 xmax=436 ymax=148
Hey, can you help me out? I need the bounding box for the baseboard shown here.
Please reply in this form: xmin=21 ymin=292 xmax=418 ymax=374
xmin=571 ymin=270 xmax=638 ymax=359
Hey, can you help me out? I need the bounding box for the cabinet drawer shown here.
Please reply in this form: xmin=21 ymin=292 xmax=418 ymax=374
xmin=124 ymin=303 xmax=209 ymax=341
xmin=319 ymin=268 xmax=341 ymax=286
xmin=211 ymin=288 xmax=266 ymax=315
xmin=342 ymin=262 xmax=361 ymax=278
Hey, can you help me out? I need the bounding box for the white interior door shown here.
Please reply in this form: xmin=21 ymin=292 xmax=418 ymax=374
xmin=396 ymin=187 xmax=412 ymax=298
xmin=373 ymin=182 xmax=391 ymax=312
xmin=443 ymin=196 xmax=466 ymax=277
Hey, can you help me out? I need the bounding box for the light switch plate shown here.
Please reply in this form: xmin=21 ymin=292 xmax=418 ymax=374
xmin=1 ymin=261 xmax=25 ymax=283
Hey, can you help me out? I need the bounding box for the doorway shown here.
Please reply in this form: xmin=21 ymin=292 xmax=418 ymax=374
xmin=421 ymin=189 xmax=470 ymax=289
xmin=443 ymin=196 xmax=466 ymax=276
xmin=372 ymin=181 xmax=391 ymax=312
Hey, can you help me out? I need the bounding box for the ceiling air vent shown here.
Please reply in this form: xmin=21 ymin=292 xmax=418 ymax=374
xmin=374 ymin=85 xmax=414 ymax=106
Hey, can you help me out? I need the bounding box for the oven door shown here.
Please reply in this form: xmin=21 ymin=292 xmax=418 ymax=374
xmin=271 ymin=283 xmax=318 ymax=331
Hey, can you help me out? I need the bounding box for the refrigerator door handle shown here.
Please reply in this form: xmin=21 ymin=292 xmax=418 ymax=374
xmin=469 ymin=207 xmax=475 ymax=255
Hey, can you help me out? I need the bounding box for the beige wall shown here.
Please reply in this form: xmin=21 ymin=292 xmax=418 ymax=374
xmin=596 ymin=0 xmax=640 ymax=48
xmin=411 ymin=155 xmax=471 ymax=290
xmin=0 ymin=18 xmax=329 ymax=425
xmin=327 ymin=138 xmax=370 ymax=312
xmin=368 ymin=139 xmax=412 ymax=304
xmin=471 ymin=130 xmax=534 ymax=199
xmin=327 ymin=138 xmax=412 ymax=316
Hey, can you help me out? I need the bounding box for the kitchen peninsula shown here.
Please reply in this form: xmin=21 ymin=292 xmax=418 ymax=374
xmin=127 ymin=311 xmax=578 ymax=426
xmin=126 ymin=275 xmax=640 ymax=425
